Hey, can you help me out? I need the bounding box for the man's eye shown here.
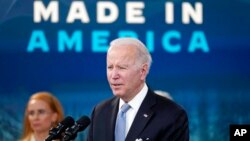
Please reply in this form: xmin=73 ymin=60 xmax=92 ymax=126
xmin=119 ymin=66 xmax=126 ymax=69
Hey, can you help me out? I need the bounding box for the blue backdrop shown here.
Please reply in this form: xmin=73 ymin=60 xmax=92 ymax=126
xmin=0 ymin=0 xmax=250 ymax=140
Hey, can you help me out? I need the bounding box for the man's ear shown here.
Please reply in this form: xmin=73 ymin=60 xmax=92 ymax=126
xmin=140 ymin=63 xmax=149 ymax=80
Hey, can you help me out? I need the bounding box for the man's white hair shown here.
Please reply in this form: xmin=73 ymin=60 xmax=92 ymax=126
xmin=109 ymin=37 xmax=152 ymax=70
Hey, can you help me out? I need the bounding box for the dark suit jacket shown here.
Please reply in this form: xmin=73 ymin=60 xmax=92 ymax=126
xmin=87 ymin=89 xmax=189 ymax=141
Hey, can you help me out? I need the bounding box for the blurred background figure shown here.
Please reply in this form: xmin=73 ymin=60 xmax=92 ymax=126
xmin=20 ymin=91 xmax=64 ymax=141
xmin=154 ymin=90 xmax=173 ymax=100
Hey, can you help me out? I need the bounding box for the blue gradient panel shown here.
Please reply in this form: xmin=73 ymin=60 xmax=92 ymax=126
xmin=0 ymin=0 xmax=250 ymax=141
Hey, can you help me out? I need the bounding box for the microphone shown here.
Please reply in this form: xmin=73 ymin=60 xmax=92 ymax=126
xmin=62 ymin=116 xmax=91 ymax=141
xmin=45 ymin=116 xmax=75 ymax=141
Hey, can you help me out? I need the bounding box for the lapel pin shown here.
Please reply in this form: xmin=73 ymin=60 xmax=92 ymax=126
xmin=143 ymin=114 xmax=148 ymax=117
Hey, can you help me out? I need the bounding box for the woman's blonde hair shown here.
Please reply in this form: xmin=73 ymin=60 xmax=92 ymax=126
xmin=20 ymin=91 xmax=64 ymax=141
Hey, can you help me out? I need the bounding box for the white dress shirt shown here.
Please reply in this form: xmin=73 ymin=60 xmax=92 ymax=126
xmin=118 ymin=83 xmax=148 ymax=136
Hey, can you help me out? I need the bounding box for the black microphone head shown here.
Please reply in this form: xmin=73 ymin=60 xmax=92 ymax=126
xmin=76 ymin=116 xmax=91 ymax=131
xmin=45 ymin=116 xmax=75 ymax=141
xmin=61 ymin=116 xmax=75 ymax=127
xmin=62 ymin=116 xmax=91 ymax=141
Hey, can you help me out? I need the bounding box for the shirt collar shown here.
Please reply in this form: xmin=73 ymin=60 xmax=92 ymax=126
xmin=119 ymin=83 xmax=148 ymax=110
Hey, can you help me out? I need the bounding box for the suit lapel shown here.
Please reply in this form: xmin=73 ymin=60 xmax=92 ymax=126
xmin=107 ymin=97 xmax=119 ymax=141
xmin=126 ymin=90 xmax=156 ymax=141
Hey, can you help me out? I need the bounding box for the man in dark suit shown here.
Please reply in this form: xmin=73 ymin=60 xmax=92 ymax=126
xmin=87 ymin=37 xmax=189 ymax=141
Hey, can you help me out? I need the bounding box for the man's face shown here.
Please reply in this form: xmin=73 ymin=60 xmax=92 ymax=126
xmin=107 ymin=45 xmax=146 ymax=101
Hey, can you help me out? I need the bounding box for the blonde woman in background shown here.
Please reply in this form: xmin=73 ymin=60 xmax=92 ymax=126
xmin=20 ymin=91 xmax=64 ymax=141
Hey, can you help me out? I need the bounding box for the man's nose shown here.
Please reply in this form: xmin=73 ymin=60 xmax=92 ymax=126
xmin=111 ymin=69 xmax=119 ymax=79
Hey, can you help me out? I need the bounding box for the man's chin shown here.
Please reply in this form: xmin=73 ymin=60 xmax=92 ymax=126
xmin=113 ymin=91 xmax=123 ymax=97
